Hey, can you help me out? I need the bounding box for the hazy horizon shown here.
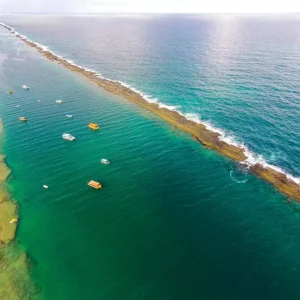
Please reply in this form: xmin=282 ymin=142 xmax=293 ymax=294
xmin=1 ymin=0 xmax=300 ymax=14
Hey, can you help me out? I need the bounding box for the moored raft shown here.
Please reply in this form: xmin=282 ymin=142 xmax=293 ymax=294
xmin=88 ymin=123 xmax=99 ymax=130
xmin=8 ymin=89 xmax=13 ymax=94
xmin=88 ymin=180 xmax=102 ymax=189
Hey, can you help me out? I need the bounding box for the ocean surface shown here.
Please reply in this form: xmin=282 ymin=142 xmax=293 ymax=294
xmin=1 ymin=14 xmax=300 ymax=299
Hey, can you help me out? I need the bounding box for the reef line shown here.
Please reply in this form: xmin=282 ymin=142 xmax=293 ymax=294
xmin=1 ymin=22 xmax=300 ymax=201
xmin=0 ymin=118 xmax=37 ymax=300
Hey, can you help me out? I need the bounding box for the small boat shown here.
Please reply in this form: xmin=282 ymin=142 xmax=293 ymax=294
xmin=66 ymin=114 xmax=73 ymax=118
xmin=22 ymin=85 xmax=29 ymax=90
xmin=101 ymin=159 xmax=110 ymax=165
xmin=43 ymin=185 xmax=49 ymax=189
xmin=56 ymin=100 xmax=63 ymax=104
xmin=19 ymin=117 xmax=27 ymax=122
xmin=62 ymin=133 xmax=76 ymax=141
xmin=16 ymin=105 xmax=20 ymax=108
xmin=10 ymin=218 xmax=18 ymax=224
xmin=88 ymin=123 xmax=99 ymax=130
xmin=8 ymin=90 xmax=13 ymax=94
xmin=88 ymin=180 xmax=102 ymax=189
xmin=38 ymin=100 xmax=41 ymax=102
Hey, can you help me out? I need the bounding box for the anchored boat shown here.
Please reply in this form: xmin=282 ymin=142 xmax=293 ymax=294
xmin=101 ymin=159 xmax=110 ymax=165
xmin=22 ymin=85 xmax=29 ymax=90
xmin=88 ymin=123 xmax=99 ymax=130
xmin=66 ymin=114 xmax=73 ymax=118
xmin=19 ymin=117 xmax=27 ymax=122
xmin=56 ymin=100 xmax=63 ymax=104
xmin=88 ymin=180 xmax=102 ymax=189
xmin=62 ymin=133 xmax=76 ymax=141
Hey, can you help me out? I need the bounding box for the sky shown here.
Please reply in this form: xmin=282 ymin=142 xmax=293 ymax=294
xmin=1 ymin=0 xmax=300 ymax=14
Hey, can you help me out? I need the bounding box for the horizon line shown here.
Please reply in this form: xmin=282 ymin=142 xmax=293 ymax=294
xmin=1 ymin=12 xmax=300 ymax=15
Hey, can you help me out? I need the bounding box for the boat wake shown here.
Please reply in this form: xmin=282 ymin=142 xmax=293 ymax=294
xmin=230 ymin=167 xmax=249 ymax=184
xmin=1 ymin=22 xmax=299 ymax=187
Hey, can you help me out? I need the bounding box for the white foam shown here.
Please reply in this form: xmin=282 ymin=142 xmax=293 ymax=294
xmin=202 ymin=120 xmax=225 ymax=136
xmin=116 ymin=80 xmax=160 ymax=104
xmin=66 ymin=59 xmax=75 ymax=64
xmin=230 ymin=170 xmax=248 ymax=184
xmin=219 ymin=133 xmax=244 ymax=149
xmin=2 ymin=21 xmax=300 ymax=186
xmin=158 ymin=103 xmax=179 ymax=111
xmin=241 ymin=148 xmax=300 ymax=184
xmin=184 ymin=112 xmax=202 ymax=123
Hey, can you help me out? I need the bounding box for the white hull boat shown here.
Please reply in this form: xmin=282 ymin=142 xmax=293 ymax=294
xmin=101 ymin=159 xmax=110 ymax=165
xmin=62 ymin=133 xmax=76 ymax=141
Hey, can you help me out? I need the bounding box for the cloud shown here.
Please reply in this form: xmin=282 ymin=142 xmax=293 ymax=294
xmin=1 ymin=0 xmax=300 ymax=13
xmin=0 ymin=0 xmax=87 ymax=13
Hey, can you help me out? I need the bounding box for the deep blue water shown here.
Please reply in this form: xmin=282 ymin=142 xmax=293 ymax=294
xmin=1 ymin=14 xmax=300 ymax=300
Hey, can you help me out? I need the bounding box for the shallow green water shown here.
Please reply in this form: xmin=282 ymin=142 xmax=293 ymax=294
xmin=2 ymin=20 xmax=300 ymax=300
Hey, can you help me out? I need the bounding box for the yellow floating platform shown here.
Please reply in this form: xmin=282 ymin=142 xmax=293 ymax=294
xmin=8 ymin=90 xmax=13 ymax=94
xmin=88 ymin=180 xmax=102 ymax=189
xmin=88 ymin=123 xmax=99 ymax=130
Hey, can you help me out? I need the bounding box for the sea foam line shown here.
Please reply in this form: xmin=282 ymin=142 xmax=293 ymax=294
xmin=2 ymin=22 xmax=299 ymax=185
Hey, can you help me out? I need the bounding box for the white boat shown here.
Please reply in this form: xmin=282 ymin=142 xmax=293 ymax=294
xmin=66 ymin=114 xmax=73 ymax=118
xmin=101 ymin=159 xmax=110 ymax=165
xmin=56 ymin=100 xmax=63 ymax=104
xmin=62 ymin=133 xmax=76 ymax=141
xmin=43 ymin=185 xmax=49 ymax=189
xmin=15 ymin=105 xmax=20 ymax=108
xmin=22 ymin=85 xmax=29 ymax=90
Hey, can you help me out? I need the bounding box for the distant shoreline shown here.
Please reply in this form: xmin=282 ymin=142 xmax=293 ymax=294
xmin=2 ymin=22 xmax=300 ymax=201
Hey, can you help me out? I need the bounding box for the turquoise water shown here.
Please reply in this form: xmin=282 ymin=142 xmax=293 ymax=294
xmin=3 ymin=14 xmax=300 ymax=177
xmin=1 ymin=15 xmax=300 ymax=299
